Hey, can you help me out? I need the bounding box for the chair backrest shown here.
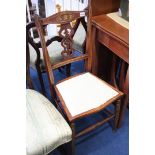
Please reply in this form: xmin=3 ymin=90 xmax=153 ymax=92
xmin=26 ymin=22 xmax=63 ymax=69
xmin=26 ymin=22 xmax=41 ymax=65
xmin=26 ymin=30 xmax=34 ymax=89
xmin=34 ymin=11 xmax=90 ymax=98
xmin=26 ymin=15 xmax=87 ymax=68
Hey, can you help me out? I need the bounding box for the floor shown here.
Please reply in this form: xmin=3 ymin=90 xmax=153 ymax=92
xmin=30 ymin=59 xmax=129 ymax=155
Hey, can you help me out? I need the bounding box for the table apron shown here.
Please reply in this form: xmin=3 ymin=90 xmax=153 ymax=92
xmin=97 ymin=30 xmax=129 ymax=63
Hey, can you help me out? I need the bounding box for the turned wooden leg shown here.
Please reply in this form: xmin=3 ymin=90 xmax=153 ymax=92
xmin=26 ymin=68 xmax=34 ymax=89
xmin=117 ymin=68 xmax=129 ymax=128
xmin=66 ymin=64 xmax=71 ymax=77
xmin=67 ymin=122 xmax=76 ymax=155
xmin=114 ymin=99 xmax=121 ymax=131
xmin=117 ymin=94 xmax=129 ymax=128
xmin=36 ymin=64 xmax=46 ymax=96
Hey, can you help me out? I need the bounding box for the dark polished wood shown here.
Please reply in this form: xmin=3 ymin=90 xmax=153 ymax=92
xmin=88 ymin=2 xmax=129 ymax=128
xmin=86 ymin=0 xmax=121 ymax=72
xmin=90 ymin=0 xmax=121 ymax=16
xmin=26 ymin=33 xmax=34 ymax=89
xmin=92 ymin=15 xmax=129 ymax=64
xmin=118 ymin=67 xmax=129 ymax=127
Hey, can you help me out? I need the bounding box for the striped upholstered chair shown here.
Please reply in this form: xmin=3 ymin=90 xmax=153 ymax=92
xmin=26 ymin=89 xmax=72 ymax=155
xmin=26 ymin=37 xmax=73 ymax=155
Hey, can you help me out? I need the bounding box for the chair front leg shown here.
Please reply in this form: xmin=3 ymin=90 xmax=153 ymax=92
xmin=117 ymin=94 xmax=129 ymax=128
xmin=36 ymin=64 xmax=46 ymax=96
xmin=114 ymin=99 xmax=121 ymax=131
xmin=67 ymin=122 xmax=76 ymax=155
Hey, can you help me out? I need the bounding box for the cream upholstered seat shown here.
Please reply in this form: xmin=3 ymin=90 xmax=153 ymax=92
xmin=26 ymin=89 xmax=72 ymax=155
xmin=29 ymin=24 xmax=86 ymax=70
xmin=106 ymin=12 xmax=129 ymax=29
xmin=56 ymin=72 xmax=119 ymax=117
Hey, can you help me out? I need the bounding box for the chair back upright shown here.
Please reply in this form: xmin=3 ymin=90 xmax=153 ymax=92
xmin=34 ymin=11 xmax=89 ymax=99
xmin=26 ymin=22 xmax=41 ymax=66
xmin=26 ymin=28 xmax=34 ymax=89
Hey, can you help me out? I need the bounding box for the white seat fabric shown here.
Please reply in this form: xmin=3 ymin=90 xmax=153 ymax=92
xmin=56 ymin=73 xmax=119 ymax=117
xmin=26 ymin=89 xmax=72 ymax=155
xmin=106 ymin=12 xmax=129 ymax=29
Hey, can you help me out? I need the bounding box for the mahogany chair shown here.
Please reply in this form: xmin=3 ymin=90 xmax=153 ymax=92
xmin=34 ymin=11 xmax=124 ymax=154
xmin=27 ymin=16 xmax=87 ymax=96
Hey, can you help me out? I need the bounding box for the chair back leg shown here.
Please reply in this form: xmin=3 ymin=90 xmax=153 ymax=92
xmin=36 ymin=64 xmax=46 ymax=96
xmin=67 ymin=122 xmax=76 ymax=155
xmin=66 ymin=64 xmax=71 ymax=77
xmin=114 ymin=99 xmax=121 ymax=131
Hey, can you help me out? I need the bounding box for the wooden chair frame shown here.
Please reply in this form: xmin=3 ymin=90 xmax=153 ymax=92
xmin=34 ymin=11 xmax=123 ymax=155
xmin=26 ymin=14 xmax=87 ymax=96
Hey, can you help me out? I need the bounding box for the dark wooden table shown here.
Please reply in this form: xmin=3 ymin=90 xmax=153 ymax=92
xmin=91 ymin=14 xmax=129 ymax=128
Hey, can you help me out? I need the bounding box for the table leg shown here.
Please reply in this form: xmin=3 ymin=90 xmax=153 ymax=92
xmin=117 ymin=67 xmax=129 ymax=128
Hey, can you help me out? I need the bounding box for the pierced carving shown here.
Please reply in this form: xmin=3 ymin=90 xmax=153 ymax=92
xmin=59 ymin=23 xmax=74 ymax=57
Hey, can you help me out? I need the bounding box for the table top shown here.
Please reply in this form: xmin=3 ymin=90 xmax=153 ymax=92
xmin=92 ymin=14 xmax=129 ymax=47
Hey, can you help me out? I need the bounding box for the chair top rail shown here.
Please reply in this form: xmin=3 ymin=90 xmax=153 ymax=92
xmin=41 ymin=11 xmax=86 ymax=25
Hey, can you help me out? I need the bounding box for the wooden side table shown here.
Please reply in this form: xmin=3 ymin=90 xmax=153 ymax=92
xmin=91 ymin=14 xmax=129 ymax=128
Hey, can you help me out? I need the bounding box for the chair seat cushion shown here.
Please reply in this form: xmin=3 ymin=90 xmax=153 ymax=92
xmin=106 ymin=12 xmax=129 ymax=29
xmin=26 ymin=89 xmax=72 ymax=155
xmin=56 ymin=73 xmax=120 ymax=117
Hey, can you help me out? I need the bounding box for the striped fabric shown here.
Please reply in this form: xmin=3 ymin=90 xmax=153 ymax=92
xmin=26 ymin=89 xmax=72 ymax=155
